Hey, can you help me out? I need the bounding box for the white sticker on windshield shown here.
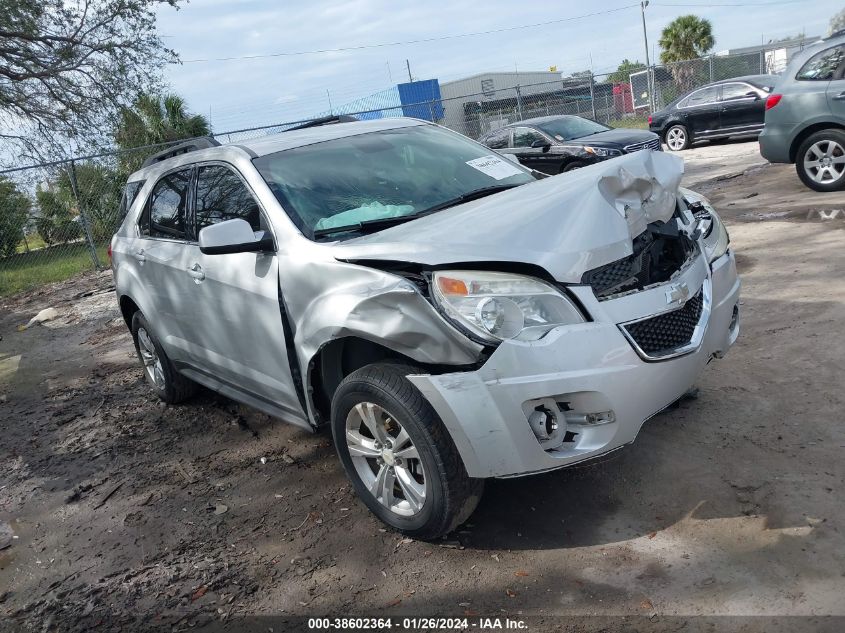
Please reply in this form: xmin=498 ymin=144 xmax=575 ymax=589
xmin=465 ymin=155 xmax=524 ymax=180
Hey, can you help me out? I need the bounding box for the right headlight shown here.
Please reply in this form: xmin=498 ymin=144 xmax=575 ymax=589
xmin=431 ymin=270 xmax=585 ymax=344
xmin=682 ymin=188 xmax=730 ymax=263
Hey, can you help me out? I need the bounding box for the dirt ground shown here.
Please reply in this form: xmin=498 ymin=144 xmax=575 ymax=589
xmin=2 ymin=140 xmax=845 ymax=632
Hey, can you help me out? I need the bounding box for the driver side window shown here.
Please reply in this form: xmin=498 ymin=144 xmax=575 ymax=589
xmin=512 ymin=128 xmax=545 ymax=148
xmin=195 ymin=165 xmax=265 ymax=234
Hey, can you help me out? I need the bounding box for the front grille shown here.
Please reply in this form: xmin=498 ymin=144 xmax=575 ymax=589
xmin=622 ymin=289 xmax=704 ymax=358
xmin=624 ymin=137 xmax=661 ymax=153
xmin=581 ymin=225 xmax=696 ymax=300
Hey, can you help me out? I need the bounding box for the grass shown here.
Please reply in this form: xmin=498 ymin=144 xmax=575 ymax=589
xmin=608 ymin=117 xmax=650 ymax=130
xmin=0 ymin=242 xmax=108 ymax=298
xmin=16 ymin=233 xmax=48 ymax=254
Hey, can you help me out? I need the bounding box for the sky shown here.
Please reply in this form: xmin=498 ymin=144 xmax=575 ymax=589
xmin=155 ymin=0 xmax=840 ymax=133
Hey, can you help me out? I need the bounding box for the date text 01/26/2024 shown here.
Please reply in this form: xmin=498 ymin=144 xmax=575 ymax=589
xmin=307 ymin=617 xmax=529 ymax=630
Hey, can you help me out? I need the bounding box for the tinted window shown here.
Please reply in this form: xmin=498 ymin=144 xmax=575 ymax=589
xmin=146 ymin=169 xmax=191 ymax=239
xmin=685 ymin=86 xmax=719 ymax=106
xmin=195 ymin=165 xmax=263 ymax=233
xmin=535 ymin=116 xmax=609 ymax=141
xmin=119 ymin=180 xmax=144 ymax=221
xmin=720 ymin=83 xmax=756 ymax=100
xmin=796 ymin=45 xmax=845 ymax=81
xmin=512 ymin=128 xmax=546 ymax=148
xmin=482 ymin=129 xmax=509 ymax=149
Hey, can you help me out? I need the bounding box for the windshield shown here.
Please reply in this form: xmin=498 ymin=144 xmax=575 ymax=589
xmin=536 ymin=117 xmax=610 ymax=142
xmin=253 ymin=124 xmax=535 ymax=240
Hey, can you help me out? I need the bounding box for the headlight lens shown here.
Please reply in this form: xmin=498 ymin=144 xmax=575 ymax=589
xmin=431 ymin=271 xmax=585 ymax=343
xmin=584 ymin=146 xmax=622 ymax=157
xmin=682 ymin=189 xmax=730 ymax=263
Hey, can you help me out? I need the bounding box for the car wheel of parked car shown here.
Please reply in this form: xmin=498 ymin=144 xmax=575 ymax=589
xmin=664 ymin=125 xmax=690 ymax=151
xmin=562 ymin=161 xmax=586 ymax=172
xmin=331 ymin=363 xmax=484 ymax=540
xmin=131 ymin=312 xmax=197 ymax=404
xmin=796 ymin=130 xmax=845 ymax=192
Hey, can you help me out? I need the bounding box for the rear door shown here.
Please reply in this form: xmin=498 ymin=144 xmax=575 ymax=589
xmin=135 ymin=167 xmax=196 ymax=365
xmin=680 ymin=85 xmax=721 ymax=137
xmin=718 ymin=82 xmax=766 ymax=134
xmin=183 ymin=163 xmax=302 ymax=417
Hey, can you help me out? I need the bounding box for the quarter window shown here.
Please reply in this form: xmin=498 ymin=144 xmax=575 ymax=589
xmin=195 ymin=165 xmax=264 ymax=233
xmin=796 ymin=45 xmax=845 ymax=81
xmin=145 ymin=169 xmax=191 ymax=239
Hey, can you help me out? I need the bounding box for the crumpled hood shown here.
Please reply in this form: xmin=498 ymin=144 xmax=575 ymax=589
xmin=331 ymin=150 xmax=685 ymax=283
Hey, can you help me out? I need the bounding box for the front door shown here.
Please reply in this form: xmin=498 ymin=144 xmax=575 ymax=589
xmin=511 ymin=127 xmax=556 ymax=174
xmin=183 ymin=163 xmax=303 ymax=417
xmin=718 ymin=82 xmax=766 ymax=134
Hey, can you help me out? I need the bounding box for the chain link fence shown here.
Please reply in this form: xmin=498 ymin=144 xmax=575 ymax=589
xmin=0 ymin=43 xmax=814 ymax=297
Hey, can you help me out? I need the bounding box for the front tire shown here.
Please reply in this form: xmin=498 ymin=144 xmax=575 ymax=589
xmin=331 ymin=363 xmax=483 ymax=540
xmin=796 ymin=129 xmax=845 ymax=192
xmin=562 ymin=161 xmax=587 ymax=172
xmin=664 ymin=124 xmax=690 ymax=151
xmin=131 ymin=312 xmax=197 ymax=404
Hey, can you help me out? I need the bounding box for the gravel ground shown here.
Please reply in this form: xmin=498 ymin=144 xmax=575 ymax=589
xmin=1 ymin=140 xmax=844 ymax=632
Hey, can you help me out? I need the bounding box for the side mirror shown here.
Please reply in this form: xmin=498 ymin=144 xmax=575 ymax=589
xmin=198 ymin=218 xmax=274 ymax=255
xmin=746 ymin=91 xmax=761 ymax=100
xmin=531 ymin=139 xmax=551 ymax=150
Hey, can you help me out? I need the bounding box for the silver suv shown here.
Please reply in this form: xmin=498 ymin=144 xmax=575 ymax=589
xmin=759 ymin=32 xmax=845 ymax=190
xmin=111 ymin=117 xmax=741 ymax=539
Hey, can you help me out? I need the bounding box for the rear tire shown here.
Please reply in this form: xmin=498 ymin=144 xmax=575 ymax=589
xmin=131 ymin=312 xmax=197 ymax=404
xmin=331 ymin=363 xmax=483 ymax=540
xmin=664 ymin=124 xmax=690 ymax=151
xmin=795 ymin=129 xmax=845 ymax=192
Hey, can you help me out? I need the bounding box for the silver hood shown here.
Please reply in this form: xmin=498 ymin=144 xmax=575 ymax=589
xmin=331 ymin=150 xmax=684 ymax=283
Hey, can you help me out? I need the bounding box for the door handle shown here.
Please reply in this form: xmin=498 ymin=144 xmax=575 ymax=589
xmin=187 ymin=263 xmax=205 ymax=282
xmin=134 ymin=249 xmax=146 ymax=263
xmin=833 ymin=92 xmax=845 ymax=101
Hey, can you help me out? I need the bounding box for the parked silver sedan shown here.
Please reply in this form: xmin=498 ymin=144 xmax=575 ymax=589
xmin=111 ymin=117 xmax=741 ymax=539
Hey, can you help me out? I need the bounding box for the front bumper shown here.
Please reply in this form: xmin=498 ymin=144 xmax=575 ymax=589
xmin=408 ymin=251 xmax=741 ymax=478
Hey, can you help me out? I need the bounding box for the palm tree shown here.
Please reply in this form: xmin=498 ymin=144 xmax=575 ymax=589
xmin=659 ymin=15 xmax=715 ymax=92
xmin=114 ymin=92 xmax=211 ymax=173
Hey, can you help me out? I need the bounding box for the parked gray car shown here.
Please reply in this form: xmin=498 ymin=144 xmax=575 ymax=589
xmin=111 ymin=117 xmax=741 ymax=539
xmin=759 ymin=32 xmax=845 ymax=191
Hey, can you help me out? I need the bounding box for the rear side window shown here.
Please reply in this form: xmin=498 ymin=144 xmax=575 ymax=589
xmin=482 ymin=129 xmax=509 ymax=149
xmin=195 ymin=165 xmax=264 ymax=233
xmin=119 ymin=180 xmax=144 ymax=221
xmin=796 ymin=45 xmax=845 ymax=81
xmin=144 ymin=169 xmax=191 ymax=239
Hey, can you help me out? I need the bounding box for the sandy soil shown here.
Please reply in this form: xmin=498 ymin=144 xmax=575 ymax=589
xmin=1 ymin=141 xmax=844 ymax=632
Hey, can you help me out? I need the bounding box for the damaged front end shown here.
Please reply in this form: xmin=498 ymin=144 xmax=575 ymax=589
xmin=286 ymin=150 xmax=740 ymax=477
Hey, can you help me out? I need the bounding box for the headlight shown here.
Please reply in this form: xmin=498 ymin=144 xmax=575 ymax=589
xmin=431 ymin=271 xmax=585 ymax=343
xmin=584 ymin=146 xmax=622 ymax=157
xmin=681 ymin=189 xmax=730 ymax=263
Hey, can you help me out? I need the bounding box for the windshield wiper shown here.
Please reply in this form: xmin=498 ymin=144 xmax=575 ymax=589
xmin=312 ymin=184 xmax=522 ymax=240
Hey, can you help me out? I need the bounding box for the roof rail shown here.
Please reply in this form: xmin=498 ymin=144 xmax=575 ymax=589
xmin=140 ymin=136 xmax=221 ymax=168
xmin=286 ymin=115 xmax=358 ymax=131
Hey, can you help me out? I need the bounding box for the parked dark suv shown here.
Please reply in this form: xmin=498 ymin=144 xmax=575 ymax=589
xmin=649 ymin=75 xmax=779 ymax=150
xmin=479 ymin=115 xmax=660 ymax=174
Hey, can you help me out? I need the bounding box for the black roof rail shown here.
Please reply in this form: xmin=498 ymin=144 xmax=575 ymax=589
xmin=140 ymin=136 xmax=221 ymax=168
xmin=286 ymin=115 xmax=358 ymax=131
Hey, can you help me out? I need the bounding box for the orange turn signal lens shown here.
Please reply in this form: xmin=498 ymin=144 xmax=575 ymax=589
xmin=437 ymin=276 xmax=468 ymax=296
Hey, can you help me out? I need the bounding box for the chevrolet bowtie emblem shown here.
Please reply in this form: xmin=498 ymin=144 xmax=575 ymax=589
xmin=666 ymin=282 xmax=691 ymax=306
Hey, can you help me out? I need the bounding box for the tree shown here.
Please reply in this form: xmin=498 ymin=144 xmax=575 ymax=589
xmin=0 ymin=0 xmax=181 ymax=163
xmin=0 ymin=177 xmax=31 ymax=257
xmin=831 ymin=8 xmax=845 ymax=34
xmin=659 ymin=15 xmax=715 ymax=92
xmin=608 ymin=59 xmax=647 ymax=83
xmin=659 ymin=15 xmax=715 ymax=63
xmin=35 ymin=181 xmax=80 ymax=245
xmin=114 ymin=92 xmax=211 ymax=172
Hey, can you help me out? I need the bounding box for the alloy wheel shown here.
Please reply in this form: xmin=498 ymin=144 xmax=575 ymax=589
xmin=666 ymin=127 xmax=686 ymax=151
xmin=345 ymin=402 xmax=427 ymax=516
xmin=137 ymin=327 xmax=165 ymax=389
xmin=803 ymin=140 xmax=845 ymax=185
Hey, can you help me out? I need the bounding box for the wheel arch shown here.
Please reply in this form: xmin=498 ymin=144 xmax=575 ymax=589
xmin=789 ymin=122 xmax=845 ymax=162
xmin=119 ymin=294 xmax=141 ymax=330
